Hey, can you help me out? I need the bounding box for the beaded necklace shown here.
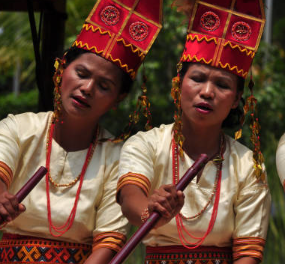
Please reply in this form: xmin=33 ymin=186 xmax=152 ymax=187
xmin=45 ymin=115 xmax=98 ymax=237
xmin=172 ymin=134 xmax=224 ymax=249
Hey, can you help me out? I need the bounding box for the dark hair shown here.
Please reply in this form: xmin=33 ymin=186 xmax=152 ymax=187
xmin=179 ymin=62 xmax=245 ymax=129
xmin=63 ymin=47 xmax=133 ymax=94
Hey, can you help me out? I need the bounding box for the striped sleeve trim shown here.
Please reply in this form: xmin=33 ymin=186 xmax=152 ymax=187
xmin=92 ymin=232 xmax=127 ymax=253
xmin=233 ymin=237 xmax=266 ymax=261
xmin=0 ymin=161 xmax=13 ymax=189
xmin=117 ymin=173 xmax=151 ymax=199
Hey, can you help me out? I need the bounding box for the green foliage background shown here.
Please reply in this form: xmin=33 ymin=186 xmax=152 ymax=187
xmin=1 ymin=0 xmax=285 ymax=262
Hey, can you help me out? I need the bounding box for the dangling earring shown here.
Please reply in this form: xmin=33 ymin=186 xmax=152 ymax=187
xmin=112 ymin=65 xmax=152 ymax=143
xmin=140 ymin=69 xmax=152 ymax=131
xmin=52 ymin=55 xmax=66 ymax=122
xmin=239 ymin=72 xmax=265 ymax=182
xmin=235 ymin=104 xmax=245 ymax=140
xmin=171 ymin=62 xmax=185 ymax=157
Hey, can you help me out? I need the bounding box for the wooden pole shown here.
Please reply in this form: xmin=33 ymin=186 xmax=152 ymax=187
xmin=110 ymin=154 xmax=209 ymax=264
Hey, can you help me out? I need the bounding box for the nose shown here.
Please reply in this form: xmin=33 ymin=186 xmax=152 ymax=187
xmin=200 ymin=81 xmax=214 ymax=99
xmin=80 ymin=79 xmax=94 ymax=97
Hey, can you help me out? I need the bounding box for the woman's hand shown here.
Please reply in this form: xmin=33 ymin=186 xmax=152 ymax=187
xmin=0 ymin=190 xmax=26 ymax=225
xmin=119 ymin=184 xmax=184 ymax=228
xmin=147 ymin=184 xmax=184 ymax=228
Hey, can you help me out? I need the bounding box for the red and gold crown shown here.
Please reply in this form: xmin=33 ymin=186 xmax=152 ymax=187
xmin=180 ymin=0 xmax=265 ymax=78
xmin=73 ymin=0 xmax=163 ymax=80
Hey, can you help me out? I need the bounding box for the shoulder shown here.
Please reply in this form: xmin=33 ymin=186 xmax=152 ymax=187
xmin=225 ymin=135 xmax=267 ymax=184
xmin=2 ymin=111 xmax=51 ymax=124
xmin=0 ymin=112 xmax=51 ymax=133
xmin=124 ymin=123 xmax=173 ymax=147
xmin=276 ymin=133 xmax=285 ymax=187
xmin=226 ymin=135 xmax=253 ymax=157
xmin=226 ymin=135 xmax=254 ymax=174
xmin=98 ymin=127 xmax=124 ymax=162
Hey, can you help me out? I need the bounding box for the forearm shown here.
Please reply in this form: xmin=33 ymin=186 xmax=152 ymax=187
xmin=119 ymin=185 xmax=148 ymax=227
xmin=84 ymin=248 xmax=116 ymax=264
xmin=233 ymin=257 xmax=259 ymax=264
xmin=0 ymin=178 xmax=8 ymax=193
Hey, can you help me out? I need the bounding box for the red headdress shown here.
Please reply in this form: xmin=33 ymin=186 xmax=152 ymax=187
xmin=73 ymin=0 xmax=163 ymax=80
xmin=180 ymin=0 xmax=265 ymax=78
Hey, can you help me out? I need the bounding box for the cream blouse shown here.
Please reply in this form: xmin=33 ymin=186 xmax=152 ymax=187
xmin=117 ymin=123 xmax=271 ymax=260
xmin=0 ymin=112 xmax=128 ymax=251
xmin=276 ymin=133 xmax=285 ymax=191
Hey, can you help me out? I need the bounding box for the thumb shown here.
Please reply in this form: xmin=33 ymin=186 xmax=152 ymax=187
xmin=18 ymin=203 xmax=26 ymax=212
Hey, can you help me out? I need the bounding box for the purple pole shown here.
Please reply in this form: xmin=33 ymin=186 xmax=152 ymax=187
xmin=109 ymin=154 xmax=208 ymax=264
xmin=15 ymin=166 xmax=48 ymax=203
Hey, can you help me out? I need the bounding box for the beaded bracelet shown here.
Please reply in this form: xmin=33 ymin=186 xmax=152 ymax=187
xmin=140 ymin=208 xmax=150 ymax=223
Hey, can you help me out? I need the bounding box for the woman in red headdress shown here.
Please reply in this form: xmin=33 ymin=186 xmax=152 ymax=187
xmin=0 ymin=0 xmax=163 ymax=263
xmin=117 ymin=1 xmax=271 ymax=263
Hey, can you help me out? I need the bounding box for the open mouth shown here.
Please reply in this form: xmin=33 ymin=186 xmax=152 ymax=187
xmin=72 ymin=96 xmax=90 ymax=108
xmin=195 ymin=103 xmax=213 ymax=112
xmin=197 ymin=105 xmax=212 ymax=111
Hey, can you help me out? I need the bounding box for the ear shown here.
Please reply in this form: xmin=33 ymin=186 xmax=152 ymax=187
xmin=232 ymin=91 xmax=243 ymax=109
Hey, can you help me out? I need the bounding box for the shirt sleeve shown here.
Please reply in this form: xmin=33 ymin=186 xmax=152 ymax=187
xmin=276 ymin=133 xmax=285 ymax=191
xmin=0 ymin=115 xmax=20 ymax=187
xmin=117 ymin=131 xmax=157 ymax=198
xmin=92 ymin=143 xmax=129 ymax=253
xmin=232 ymin=155 xmax=271 ymax=261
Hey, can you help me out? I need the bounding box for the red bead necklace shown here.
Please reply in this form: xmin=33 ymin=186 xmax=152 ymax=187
xmin=45 ymin=116 xmax=98 ymax=237
xmin=172 ymin=135 xmax=224 ymax=249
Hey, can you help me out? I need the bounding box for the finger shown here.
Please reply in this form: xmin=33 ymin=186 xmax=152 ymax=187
xmin=0 ymin=203 xmax=12 ymax=222
xmin=18 ymin=203 xmax=26 ymax=213
xmin=152 ymin=201 xmax=172 ymax=218
xmin=156 ymin=186 xmax=178 ymax=206
xmin=174 ymin=191 xmax=185 ymax=214
xmin=9 ymin=195 xmax=20 ymax=211
xmin=150 ymin=191 xmax=175 ymax=215
xmin=162 ymin=184 xmax=178 ymax=196
xmin=1 ymin=193 xmax=21 ymax=220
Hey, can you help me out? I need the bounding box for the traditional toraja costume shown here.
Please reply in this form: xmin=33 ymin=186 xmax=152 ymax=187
xmin=118 ymin=124 xmax=270 ymax=263
xmin=117 ymin=0 xmax=270 ymax=263
xmin=0 ymin=0 xmax=162 ymax=263
xmin=0 ymin=112 xmax=127 ymax=262
xmin=276 ymin=134 xmax=285 ymax=191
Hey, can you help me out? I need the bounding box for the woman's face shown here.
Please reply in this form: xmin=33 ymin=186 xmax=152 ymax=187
xmin=60 ymin=52 xmax=126 ymax=123
xmin=180 ymin=63 xmax=242 ymax=129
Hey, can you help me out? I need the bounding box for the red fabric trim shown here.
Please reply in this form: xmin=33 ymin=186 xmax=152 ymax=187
xmin=146 ymin=245 xmax=232 ymax=254
xmin=0 ymin=161 xmax=13 ymax=188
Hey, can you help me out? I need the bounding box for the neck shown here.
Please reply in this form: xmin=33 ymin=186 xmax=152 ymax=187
xmin=53 ymin=112 xmax=98 ymax=152
xmin=181 ymin=117 xmax=223 ymax=161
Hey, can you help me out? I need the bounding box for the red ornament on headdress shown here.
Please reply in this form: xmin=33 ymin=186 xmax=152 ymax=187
xmin=74 ymin=0 xmax=163 ymax=80
xmin=180 ymin=0 xmax=265 ymax=78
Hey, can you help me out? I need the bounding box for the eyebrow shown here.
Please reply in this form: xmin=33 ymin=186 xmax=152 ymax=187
xmin=191 ymin=69 xmax=233 ymax=82
xmin=190 ymin=70 xmax=206 ymax=75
